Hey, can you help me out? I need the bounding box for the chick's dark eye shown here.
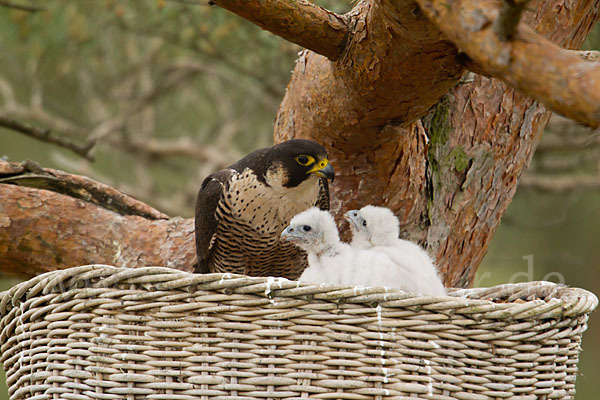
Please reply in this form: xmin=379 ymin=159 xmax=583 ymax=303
xmin=362 ymin=220 xmax=367 ymax=227
xmin=302 ymin=225 xmax=312 ymax=232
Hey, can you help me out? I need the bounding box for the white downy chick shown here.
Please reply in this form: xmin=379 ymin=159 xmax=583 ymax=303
xmin=281 ymin=207 xmax=425 ymax=290
xmin=344 ymin=205 xmax=446 ymax=296
xmin=280 ymin=207 xmax=351 ymax=285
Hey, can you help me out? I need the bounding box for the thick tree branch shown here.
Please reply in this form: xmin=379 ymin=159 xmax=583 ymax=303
xmin=0 ymin=116 xmax=95 ymax=161
xmin=210 ymin=0 xmax=349 ymax=60
xmin=415 ymin=0 xmax=600 ymax=128
xmin=0 ymin=185 xmax=195 ymax=277
xmin=461 ymin=50 xmax=600 ymax=77
xmin=0 ymin=160 xmax=195 ymax=277
xmin=0 ymin=160 xmax=168 ymax=220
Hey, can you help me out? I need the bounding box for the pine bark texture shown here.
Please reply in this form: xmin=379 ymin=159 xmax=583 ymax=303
xmin=0 ymin=161 xmax=195 ymax=276
xmin=416 ymin=0 xmax=600 ymax=128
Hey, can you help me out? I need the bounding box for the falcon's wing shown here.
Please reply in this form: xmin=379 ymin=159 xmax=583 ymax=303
xmin=194 ymin=169 xmax=235 ymax=273
xmin=316 ymin=177 xmax=330 ymax=211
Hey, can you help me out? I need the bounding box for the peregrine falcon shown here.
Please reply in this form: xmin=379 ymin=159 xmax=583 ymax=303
xmin=194 ymin=139 xmax=334 ymax=279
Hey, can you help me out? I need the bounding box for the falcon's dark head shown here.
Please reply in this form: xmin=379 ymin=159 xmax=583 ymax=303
xmin=265 ymin=139 xmax=334 ymax=188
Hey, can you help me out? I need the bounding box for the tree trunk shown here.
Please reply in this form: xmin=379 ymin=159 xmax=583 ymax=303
xmin=273 ymin=0 xmax=600 ymax=286
xmin=0 ymin=0 xmax=598 ymax=286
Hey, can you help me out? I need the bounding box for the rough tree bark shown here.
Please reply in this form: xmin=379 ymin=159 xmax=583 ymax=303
xmin=1 ymin=0 xmax=599 ymax=287
xmin=0 ymin=161 xmax=195 ymax=276
xmin=271 ymin=0 xmax=599 ymax=285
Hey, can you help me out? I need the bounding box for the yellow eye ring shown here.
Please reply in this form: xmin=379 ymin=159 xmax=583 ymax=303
xmin=295 ymin=155 xmax=315 ymax=166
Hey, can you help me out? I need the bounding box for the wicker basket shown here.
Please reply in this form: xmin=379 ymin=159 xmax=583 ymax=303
xmin=0 ymin=265 xmax=597 ymax=400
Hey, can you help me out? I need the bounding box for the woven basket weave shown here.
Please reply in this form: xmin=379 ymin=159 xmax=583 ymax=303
xmin=0 ymin=265 xmax=597 ymax=400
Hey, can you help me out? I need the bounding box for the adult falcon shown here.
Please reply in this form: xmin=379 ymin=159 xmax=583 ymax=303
xmin=194 ymin=139 xmax=334 ymax=279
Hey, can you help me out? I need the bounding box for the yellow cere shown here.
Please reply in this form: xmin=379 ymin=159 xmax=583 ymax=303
xmin=306 ymin=158 xmax=329 ymax=174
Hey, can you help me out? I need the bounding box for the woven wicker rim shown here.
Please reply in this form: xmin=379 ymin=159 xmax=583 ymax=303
xmin=0 ymin=265 xmax=597 ymax=322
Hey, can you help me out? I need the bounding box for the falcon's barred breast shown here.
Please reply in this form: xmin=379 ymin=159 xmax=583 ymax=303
xmin=194 ymin=139 xmax=334 ymax=279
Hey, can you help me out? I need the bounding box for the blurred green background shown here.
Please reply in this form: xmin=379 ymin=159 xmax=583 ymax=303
xmin=0 ymin=1 xmax=598 ymax=398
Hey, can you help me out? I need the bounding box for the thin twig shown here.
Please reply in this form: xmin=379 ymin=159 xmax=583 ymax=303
xmin=165 ymin=0 xmax=209 ymax=5
xmin=520 ymin=173 xmax=600 ymax=192
xmin=84 ymin=65 xmax=198 ymax=145
xmin=0 ymin=0 xmax=45 ymax=12
xmin=109 ymin=136 xmax=236 ymax=167
xmin=115 ymin=19 xmax=285 ymax=101
xmin=0 ymin=116 xmax=95 ymax=161
xmin=535 ymin=114 xmax=600 ymax=152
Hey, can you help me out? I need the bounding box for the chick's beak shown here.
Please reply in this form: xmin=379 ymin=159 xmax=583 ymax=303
xmin=281 ymin=226 xmax=299 ymax=243
xmin=343 ymin=210 xmax=360 ymax=229
xmin=343 ymin=211 xmax=353 ymax=223
xmin=310 ymin=158 xmax=335 ymax=181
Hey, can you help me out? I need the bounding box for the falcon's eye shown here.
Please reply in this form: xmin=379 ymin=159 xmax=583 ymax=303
xmin=295 ymin=155 xmax=315 ymax=166
xmin=362 ymin=220 xmax=367 ymax=227
xmin=302 ymin=225 xmax=312 ymax=232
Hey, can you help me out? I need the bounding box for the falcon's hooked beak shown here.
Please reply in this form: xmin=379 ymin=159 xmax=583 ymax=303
xmin=343 ymin=210 xmax=363 ymax=230
xmin=308 ymin=158 xmax=335 ymax=181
